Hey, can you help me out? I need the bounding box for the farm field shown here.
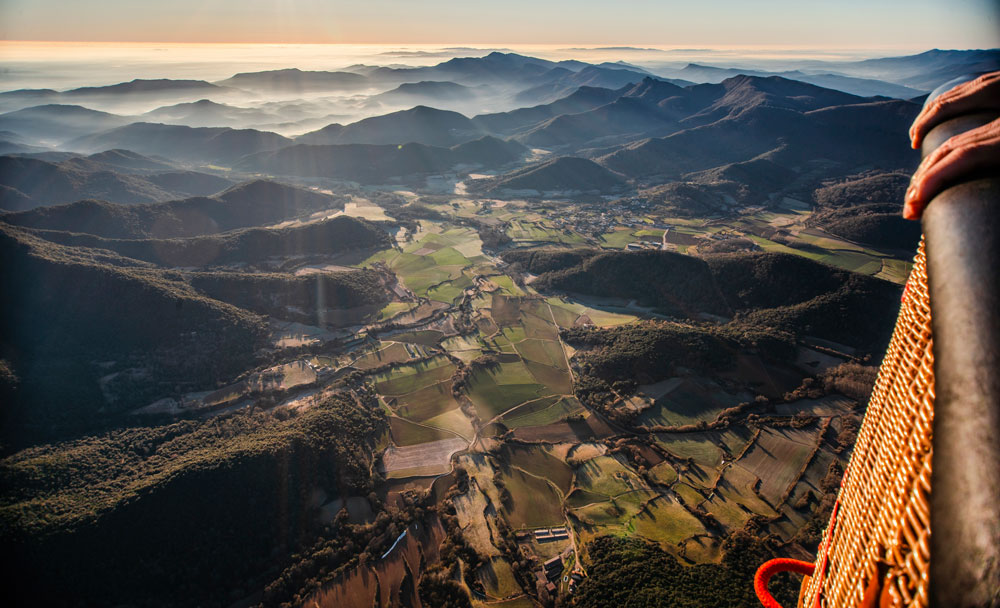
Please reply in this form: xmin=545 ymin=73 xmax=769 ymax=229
xmin=350 ymin=341 xmax=425 ymax=370
xmin=320 ymin=202 xmax=878 ymax=600
xmin=389 ymin=380 xmax=461 ymax=422
xmin=477 ymin=557 xmax=523 ymax=600
xmin=371 ymin=356 xmax=455 ymax=395
xmin=634 ymin=378 xmax=746 ymax=428
xmin=498 ymin=467 xmax=565 ymax=529
xmin=505 ymin=445 xmax=574 ymax=493
xmin=501 ymin=396 xmax=584 ymax=429
xmin=631 ymin=495 xmax=707 ymax=545
xmin=389 ymin=416 xmax=454 ymax=446
xmin=382 ymin=437 xmax=468 ymax=478
xmin=453 ymin=480 xmax=504 ymax=558
xmin=467 ymin=360 xmax=554 ymax=420
xmin=734 ymin=427 xmax=820 ymax=505
xmin=574 ymin=454 xmax=647 ymax=498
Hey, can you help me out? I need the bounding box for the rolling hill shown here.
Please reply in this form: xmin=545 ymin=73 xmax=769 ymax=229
xmin=296 ymin=105 xmax=485 ymax=147
xmin=0 ymin=104 xmax=134 ymax=144
xmin=0 ymin=223 xmax=268 ymax=424
xmin=0 ymin=154 xmax=231 ymax=210
xmin=1 ymin=180 xmax=344 ymax=238
xmin=372 ymin=80 xmax=479 ymax=104
xmin=65 ymin=122 xmax=292 ymax=163
xmin=805 ymin=202 xmax=922 ymax=250
xmin=29 ymin=214 xmax=392 ymax=268
xmin=142 ymin=99 xmax=279 ymax=128
xmin=468 ymin=156 xmax=626 ymax=194
xmin=526 ymin=248 xmax=901 ymax=353
xmin=472 ymin=85 xmax=626 ymax=135
xmin=597 ymin=98 xmax=920 ymax=180
xmin=236 ymin=135 xmax=526 ymax=182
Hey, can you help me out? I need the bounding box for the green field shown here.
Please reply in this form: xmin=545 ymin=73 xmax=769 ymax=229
xmin=572 ymin=489 xmax=656 ymax=533
xmin=500 ymin=396 xmax=584 ymax=428
xmin=648 ymin=462 xmax=678 ymax=485
xmin=566 ymin=488 xmax=607 ymax=509
xmin=440 ymin=334 xmax=485 ymax=363
xmin=635 ymin=379 xmax=742 ymax=428
xmin=422 ymin=406 xmax=475 ymax=440
xmin=392 ymin=380 xmax=461 ymax=421
xmin=705 ymin=465 xmax=779 ymax=530
xmin=506 ymin=445 xmax=574 ymax=494
xmin=467 ymin=361 xmax=553 ymax=419
xmin=876 ymin=258 xmax=913 ymax=284
xmin=632 ymin=495 xmax=707 ymax=545
xmin=735 ymin=427 xmax=818 ymax=505
xmin=389 ymin=416 xmax=454 ymax=446
xmin=500 ymin=468 xmax=565 ymax=528
xmin=426 ymin=274 xmax=474 ymax=303
xmin=351 ymin=342 xmax=420 ymax=370
xmin=428 ymin=246 xmax=471 ymax=267
xmin=545 ymin=298 xmax=636 ymax=327
xmin=597 ymin=227 xmax=638 ymax=249
xmin=377 ymin=301 xmax=417 ymax=321
xmin=522 ymin=360 xmax=573 ymax=394
xmin=477 ymin=557 xmax=522 ymax=600
xmin=388 ymin=329 xmax=445 ymax=346
xmin=373 ymin=356 xmax=455 ymax=395
xmin=574 ymin=455 xmax=646 ymax=498
xmin=519 ymin=309 xmax=561 ymax=341
xmin=488 ymin=274 xmax=526 ymax=296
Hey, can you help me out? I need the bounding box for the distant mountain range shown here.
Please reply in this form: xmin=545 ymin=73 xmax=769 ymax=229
xmin=9 ymin=71 xmax=916 ymax=191
xmin=828 ymin=48 xmax=1000 ymax=91
xmin=215 ymin=68 xmax=370 ymax=91
xmin=652 ymin=49 xmax=1000 ymax=94
xmin=142 ymin=99 xmax=279 ymax=128
xmin=0 ymin=79 xmax=233 ymax=113
xmin=0 ymin=48 xmax=986 ymax=196
xmin=661 ymin=64 xmax=922 ymax=98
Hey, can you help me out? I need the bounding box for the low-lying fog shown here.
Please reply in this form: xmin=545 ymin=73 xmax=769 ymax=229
xmin=1 ymin=43 xmax=919 ymax=138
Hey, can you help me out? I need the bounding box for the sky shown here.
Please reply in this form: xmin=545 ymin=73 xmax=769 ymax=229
xmin=0 ymin=0 xmax=998 ymax=49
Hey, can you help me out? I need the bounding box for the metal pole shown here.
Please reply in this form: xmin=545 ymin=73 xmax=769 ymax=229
xmin=922 ymin=110 xmax=1000 ymax=607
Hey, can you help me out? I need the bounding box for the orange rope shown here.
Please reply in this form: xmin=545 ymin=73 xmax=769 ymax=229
xmin=754 ymin=558 xmax=815 ymax=608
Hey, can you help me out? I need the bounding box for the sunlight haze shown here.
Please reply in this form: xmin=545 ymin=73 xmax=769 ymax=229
xmin=1 ymin=0 xmax=997 ymax=47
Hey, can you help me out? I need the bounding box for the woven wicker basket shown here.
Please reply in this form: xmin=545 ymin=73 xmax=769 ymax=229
xmin=798 ymin=240 xmax=934 ymax=608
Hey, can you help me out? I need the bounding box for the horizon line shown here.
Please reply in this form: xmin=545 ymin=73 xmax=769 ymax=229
xmin=0 ymin=40 xmax=949 ymax=52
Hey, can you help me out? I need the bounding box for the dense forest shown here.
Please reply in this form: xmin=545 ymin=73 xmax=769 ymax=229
xmin=190 ymin=268 xmax=391 ymax=319
xmin=1 ymin=180 xmax=346 ymax=239
xmin=0 ymin=393 xmax=387 ymax=607
xmin=570 ymin=534 xmax=799 ymax=608
xmin=0 ymin=225 xmax=269 ymax=437
xmin=805 ymin=202 xmax=922 ymax=250
xmin=26 ymin=214 xmax=392 ymax=267
xmin=532 ymin=249 xmax=730 ymax=317
xmin=520 ymin=248 xmax=901 ymax=356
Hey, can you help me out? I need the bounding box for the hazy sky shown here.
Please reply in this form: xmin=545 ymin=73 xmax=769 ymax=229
xmin=0 ymin=0 xmax=997 ymax=48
